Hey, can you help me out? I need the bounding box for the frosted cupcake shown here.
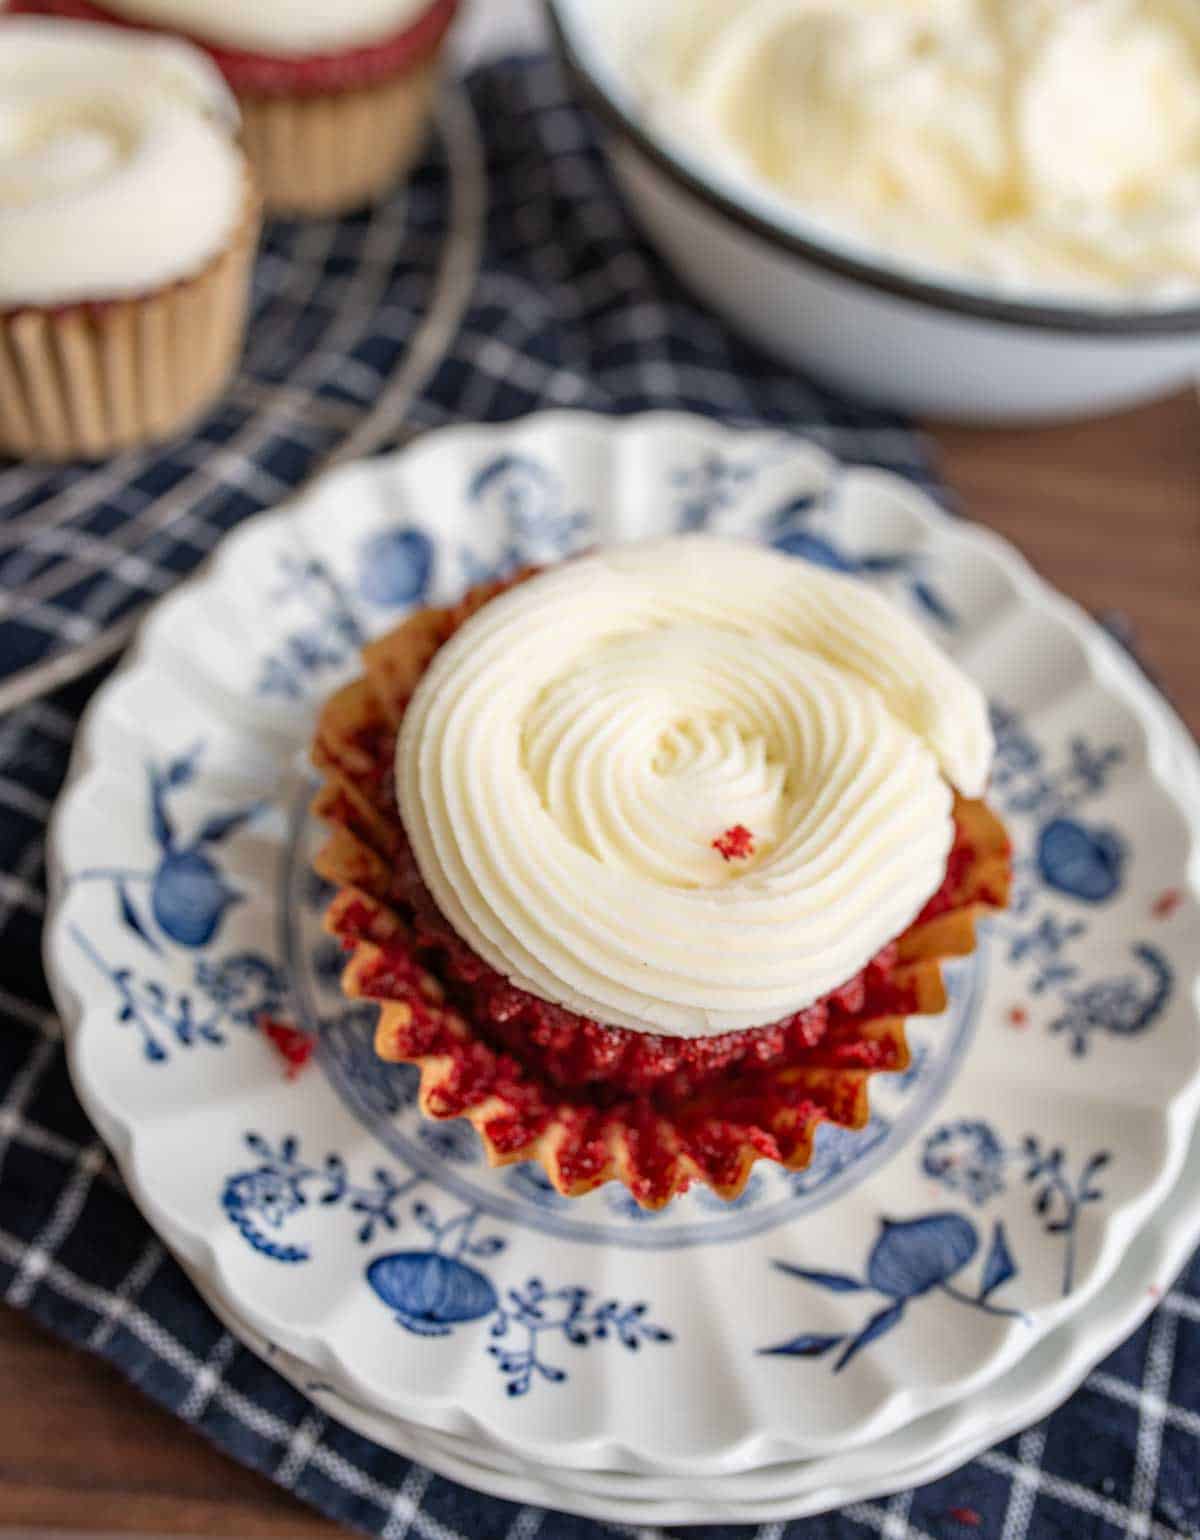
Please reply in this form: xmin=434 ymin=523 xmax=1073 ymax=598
xmin=12 ymin=0 xmax=461 ymax=215
xmin=0 ymin=17 xmax=258 ymax=461
xmin=314 ymin=538 xmax=1011 ymax=1209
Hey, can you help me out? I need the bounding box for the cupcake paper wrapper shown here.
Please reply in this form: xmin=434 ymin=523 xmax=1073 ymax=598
xmin=238 ymin=56 xmax=441 ymax=217
xmin=0 ymin=186 xmax=260 ymax=463
xmin=313 ymin=579 xmax=1012 ymax=1208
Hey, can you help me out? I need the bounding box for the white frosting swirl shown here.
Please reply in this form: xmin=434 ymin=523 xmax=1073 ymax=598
xmin=398 ymin=536 xmax=993 ymax=1038
xmin=94 ymin=0 xmax=437 ymax=55
xmin=0 ymin=18 xmax=243 ymax=307
xmin=637 ymin=0 xmax=1200 ymax=301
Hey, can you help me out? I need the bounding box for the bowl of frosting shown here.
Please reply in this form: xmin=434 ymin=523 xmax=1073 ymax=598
xmin=548 ymin=0 xmax=1200 ymax=422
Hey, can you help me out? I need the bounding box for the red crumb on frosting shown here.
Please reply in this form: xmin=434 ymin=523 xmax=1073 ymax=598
xmin=713 ymin=825 xmax=755 ymax=862
xmin=259 ymin=1016 xmax=315 ymax=1080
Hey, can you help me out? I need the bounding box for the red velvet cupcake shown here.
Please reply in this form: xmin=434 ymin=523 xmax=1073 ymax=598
xmin=10 ymin=0 xmax=460 ymax=215
xmin=313 ymin=539 xmax=1011 ymax=1209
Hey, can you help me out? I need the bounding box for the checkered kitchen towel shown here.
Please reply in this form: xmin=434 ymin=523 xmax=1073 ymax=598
xmin=2 ymin=55 xmax=1198 ymax=1540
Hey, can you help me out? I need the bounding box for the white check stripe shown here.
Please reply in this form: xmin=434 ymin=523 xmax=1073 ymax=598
xmin=503 ymin=1506 xmax=544 ymax=1540
xmin=998 ymin=1425 xmax=1047 ymax=1540
xmin=275 ymin=1408 xmax=328 ymax=1488
xmin=842 ymin=1499 xmax=939 ymax=1540
xmin=6 ymin=1139 xmax=107 ymax=1309
xmin=380 ymin=1464 xmax=437 ymax=1540
xmin=980 ymin=1447 xmax=1186 ymax=1540
xmin=180 ymin=1329 xmax=239 ymax=1422
xmin=1088 ymin=1369 xmax=1200 ymax=1440
xmin=1127 ymin=1304 xmax=1180 ymax=1538
xmin=0 ymin=1036 xmax=57 ymax=1186
xmin=88 ymin=1238 xmax=166 ymax=1353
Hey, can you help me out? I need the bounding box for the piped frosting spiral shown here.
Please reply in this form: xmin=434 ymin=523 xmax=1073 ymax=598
xmin=0 ymin=18 xmax=243 ymax=307
xmin=397 ymin=536 xmax=993 ymax=1038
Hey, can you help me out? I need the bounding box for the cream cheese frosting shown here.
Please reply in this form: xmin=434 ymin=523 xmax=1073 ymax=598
xmin=639 ymin=0 xmax=1200 ymax=301
xmin=92 ymin=0 xmax=436 ymax=56
xmin=0 ymin=18 xmax=244 ymax=307
xmin=397 ymin=536 xmax=993 ymax=1039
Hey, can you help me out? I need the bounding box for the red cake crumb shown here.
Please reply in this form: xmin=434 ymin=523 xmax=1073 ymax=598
xmin=713 ymin=825 xmax=755 ymax=862
xmin=259 ymin=1016 xmax=315 ymax=1080
xmin=1153 ymin=888 xmax=1183 ymax=920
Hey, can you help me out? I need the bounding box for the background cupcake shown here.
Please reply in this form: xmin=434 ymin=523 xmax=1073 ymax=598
xmin=11 ymin=0 xmax=463 ymax=215
xmin=0 ymin=17 xmax=259 ymax=461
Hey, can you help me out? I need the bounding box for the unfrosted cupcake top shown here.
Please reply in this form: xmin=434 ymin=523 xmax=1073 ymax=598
xmin=397 ymin=536 xmax=994 ymax=1038
xmin=0 ymin=17 xmax=244 ymax=307
xmin=86 ymin=0 xmax=437 ymax=55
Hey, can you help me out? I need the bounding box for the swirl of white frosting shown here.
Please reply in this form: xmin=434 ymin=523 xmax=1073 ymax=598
xmin=397 ymin=536 xmax=993 ymax=1038
xmin=94 ymin=0 xmax=437 ymax=55
xmin=0 ymin=19 xmax=243 ymax=307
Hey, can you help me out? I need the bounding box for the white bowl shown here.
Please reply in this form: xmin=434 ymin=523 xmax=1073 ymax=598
xmin=546 ymin=0 xmax=1200 ymax=424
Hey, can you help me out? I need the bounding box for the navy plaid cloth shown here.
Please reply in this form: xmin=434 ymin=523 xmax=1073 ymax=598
xmin=1 ymin=56 xmax=1197 ymax=1540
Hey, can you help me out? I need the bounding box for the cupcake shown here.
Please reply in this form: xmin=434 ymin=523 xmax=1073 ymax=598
xmin=0 ymin=17 xmax=258 ymax=461
xmin=11 ymin=0 xmax=461 ymax=216
xmin=313 ymin=537 xmax=1011 ymax=1209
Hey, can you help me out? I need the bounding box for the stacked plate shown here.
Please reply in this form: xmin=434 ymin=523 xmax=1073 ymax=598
xmin=45 ymin=413 xmax=1200 ymax=1524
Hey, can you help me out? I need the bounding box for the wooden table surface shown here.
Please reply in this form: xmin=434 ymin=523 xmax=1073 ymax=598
xmin=3 ymin=391 xmax=1199 ymax=1538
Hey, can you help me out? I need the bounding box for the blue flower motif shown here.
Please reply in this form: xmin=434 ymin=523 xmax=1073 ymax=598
xmin=257 ymin=556 xmax=365 ymax=700
xmin=71 ymin=929 xmax=284 ymax=1063
xmin=73 ymin=746 xmax=260 ymax=955
xmin=761 ymin=1212 xmax=1022 ymax=1372
xmin=772 ymin=516 xmax=957 ymax=627
xmin=461 ymin=454 xmax=591 ymax=578
xmin=357 ymin=528 xmax=434 ymax=609
xmin=222 ymin=1134 xmax=420 ymax=1264
xmin=368 ymin=1252 xmax=499 ymax=1337
xmin=921 ymin=1123 xmax=1113 ymax=1296
xmin=1051 ymin=945 xmax=1173 ymax=1056
xmin=922 ymin=1121 xmax=1007 ymax=1206
xmin=1037 ymin=818 xmax=1126 ymax=904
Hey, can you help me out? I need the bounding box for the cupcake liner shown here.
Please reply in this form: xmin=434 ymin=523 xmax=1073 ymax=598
xmin=313 ymin=580 xmax=1012 ymax=1209
xmin=236 ymin=56 xmax=441 ymax=217
xmin=0 ymin=185 xmax=259 ymax=463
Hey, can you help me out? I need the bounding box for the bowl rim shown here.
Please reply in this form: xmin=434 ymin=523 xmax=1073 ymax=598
xmin=544 ymin=0 xmax=1200 ymax=339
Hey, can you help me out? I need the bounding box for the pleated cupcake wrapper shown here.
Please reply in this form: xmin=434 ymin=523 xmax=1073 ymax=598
xmin=312 ymin=585 xmax=1012 ymax=1208
xmin=0 ymin=187 xmax=260 ymax=463
xmin=238 ymin=54 xmax=442 ymax=217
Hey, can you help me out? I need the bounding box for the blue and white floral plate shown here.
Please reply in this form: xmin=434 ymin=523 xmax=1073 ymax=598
xmin=182 ymin=1072 xmax=1200 ymax=1522
xmin=45 ymin=412 xmax=1200 ymax=1477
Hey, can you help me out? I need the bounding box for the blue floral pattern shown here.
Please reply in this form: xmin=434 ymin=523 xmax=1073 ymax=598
xmin=70 ymin=932 xmax=285 ymax=1064
xmin=922 ymin=1121 xmax=1110 ymax=1294
xmin=257 ymin=557 xmax=366 ymax=701
xmin=222 ymin=1139 xmax=673 ymax=1393
xmin=459 ymin=455 xmax=590 ymax=583
xmin=988 ymin=703 xmax=1173 ymax=1055
xmin=761 ymin=1212 xmax=1022 ymax=1372
xmin=72 ymin=745 xmax=259 ymax=954
xmin=223 ymin=1134 xmax=415 ymax=1263
xmin=771 ymin=494 xmax=958 ymax=628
